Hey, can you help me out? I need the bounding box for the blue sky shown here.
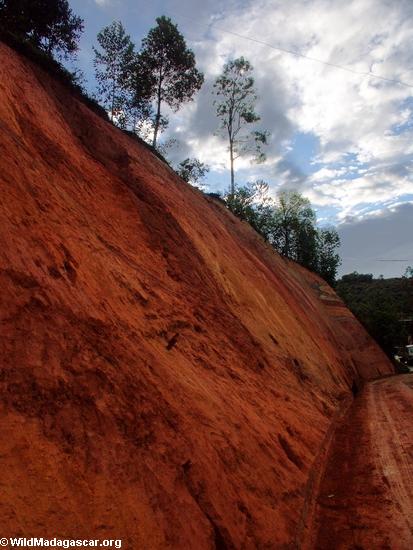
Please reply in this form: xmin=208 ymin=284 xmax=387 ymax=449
xmin=69 ymin=0 xmax=413 ymax=277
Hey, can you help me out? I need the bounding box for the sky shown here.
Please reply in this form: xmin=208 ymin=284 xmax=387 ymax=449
xmin=70 ymin=0 xmax=413 ymax=278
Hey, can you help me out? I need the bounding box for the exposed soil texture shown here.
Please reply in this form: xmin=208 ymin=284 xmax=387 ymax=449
xmin=0 ymin=42 xmax=394 ymax=548
xmin=312 ymin=374 xmax=413 ymax=550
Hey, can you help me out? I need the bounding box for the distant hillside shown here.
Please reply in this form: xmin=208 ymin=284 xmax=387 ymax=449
xmin=336 ymin=273 xmax=413 ymax=357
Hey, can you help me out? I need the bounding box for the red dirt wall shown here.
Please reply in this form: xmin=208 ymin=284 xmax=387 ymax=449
xmin=0 ymin=42 xmax=393 ymax=548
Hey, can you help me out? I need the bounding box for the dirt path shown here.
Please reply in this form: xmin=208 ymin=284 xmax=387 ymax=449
xmin=312 ymin=374 xmax=413 ymax=549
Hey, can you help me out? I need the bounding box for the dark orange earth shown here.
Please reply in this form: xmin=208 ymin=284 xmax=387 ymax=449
xmin=312 ymin=374 xmax=413 ymax=550
xmin=0 ymin=41 xmax=406 ymax=548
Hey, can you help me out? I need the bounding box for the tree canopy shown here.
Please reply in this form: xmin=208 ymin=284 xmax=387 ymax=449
xmin=0 ymin=0 xmax=83 ymax=57
xmin=93 ymin=21 xmax=137 ymax=126
xmin=224 ymin=183 xmax=341 ymax=285
xmin=176 ymin=158 xmax=209 ymax=187
xmin=137 ymin=16 xmax=204 ymax=147
xmin=271 ymin=191 xmax=317 ymax=261
xmin=213 ymin=57 xmax=268 ymax=195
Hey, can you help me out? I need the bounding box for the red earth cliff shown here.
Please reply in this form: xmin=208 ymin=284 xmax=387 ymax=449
xmin=0 ymin=42 xmax=394 ymax=548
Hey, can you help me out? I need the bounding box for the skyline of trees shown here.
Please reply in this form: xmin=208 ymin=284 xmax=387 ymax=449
xmin=90 ymin=20 xmax=341 ymax=285
xmin=336 ymin=273 xmax=412 ymax=358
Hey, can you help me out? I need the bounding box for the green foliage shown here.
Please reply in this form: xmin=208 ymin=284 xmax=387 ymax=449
xmin=176 ymin=158 xmax=209 ymax=187
xmin=224 ymin=182 xmax=257 ymax=222
xmin=127 ymin=55 xmax=155 ymax=138
xmin=93 ymin=21 xmax=136 ymax=126
xmin=0 ymin=0 xmax=83 ymax=58
xmin=224 ymin=181 xmax=274 ymax=237
xmin=137 ymin=16 xmax=204 ymax=147
xmin=336 ymin=275 xmax=413 ymax=357
xmin=341 ymin=272 xmax=373 ymax=283
xmin=317 ymin=228 xmax=341 ymax=286
xmin=224 ymin=185 xmax=341 ymax=284
xmin=271 ymin=191 xmax=316 ymax=259
xmin=213 ymin=57 xmax=268 ymax=194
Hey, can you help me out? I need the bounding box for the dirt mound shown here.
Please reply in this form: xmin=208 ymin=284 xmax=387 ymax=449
xmin=0 ymin=42 xmax=393 ymax=548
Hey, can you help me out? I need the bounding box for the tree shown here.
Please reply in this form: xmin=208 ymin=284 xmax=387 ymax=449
xmin=0 ymin=0 xmax=83 ymax=58
xmin=224 ymin=180 xmax=273 ymax=237
xmin=128 ymin=55 xmax=154 ymax=137
xmin=224 ymin=185 xmax=341 ymax=284
xmin=341 ymin=272 xmax=373 ymax=283
xmin=93 ymin=21 xmax=136 ymax=125
xmin=271 ymin=191 xmax=316 ymax=259
xmin=225 ymin=183 xmax=258 ymax=224
xmin=137 ymin=16 xmax=204 ymax=148
xmin=213 ymin=57 xmax=268 ymax=195
xmin=317 ymin=228 xmax=341 ymax=286
xmin=296 ymin=221 xmax=318 ymax=272
xmin=246 ymin=181 xmax=274 ymax=237
xmin=177 ymin=158 xmax=209 ymax=187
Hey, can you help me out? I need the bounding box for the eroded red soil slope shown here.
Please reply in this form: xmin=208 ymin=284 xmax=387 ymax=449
xmin=0 ymin=42 xmax=393 ymax=548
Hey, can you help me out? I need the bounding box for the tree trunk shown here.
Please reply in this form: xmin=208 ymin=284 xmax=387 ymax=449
xmin=152 ymin=70 xmax=163 ymax=148
xmin=229 ymin=139 xmax=235 ymax=196
xmin=110 ymin=80 xmax=116 ymax=123
xmin=283 ymin=224 xmax=289 ymax=257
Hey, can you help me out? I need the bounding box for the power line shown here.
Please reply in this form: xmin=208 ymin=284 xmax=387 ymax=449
xmin=172 ymin=11 xmax=413 ymax=89
xmin=375 ymin=259 xmax=413 ymax=262
xmin=341 ymin=258 xmax=413 ymax=262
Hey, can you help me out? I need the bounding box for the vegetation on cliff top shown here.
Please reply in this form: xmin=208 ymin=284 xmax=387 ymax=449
xmin=224 ymin=182 xmax=341 ymax=285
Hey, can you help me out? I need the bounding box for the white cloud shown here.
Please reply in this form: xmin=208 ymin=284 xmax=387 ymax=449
xmin=161 ymin=0 xmax=413 ymax=222
xmin=71 ymin=0 xmax=413 ymax=274
xmin=338 ymin=202 xmax=413 ymax=277
xmin=78 ymin=0 xmax=413 ymax=235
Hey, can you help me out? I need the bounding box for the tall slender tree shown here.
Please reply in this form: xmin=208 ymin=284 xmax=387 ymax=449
xmin=128 ymin=54 xmax=154 ymax=137
xmin=93 ymin=21 xmax=135 ymax=125
xmin=213 ymin=57 xmax=268 ymax=195
xmin=137 ymin=16 xmax=204 ymax=148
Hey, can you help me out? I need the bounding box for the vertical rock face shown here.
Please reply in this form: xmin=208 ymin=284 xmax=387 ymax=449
xmin=0 ymin=42 xmax=392 ymax=548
